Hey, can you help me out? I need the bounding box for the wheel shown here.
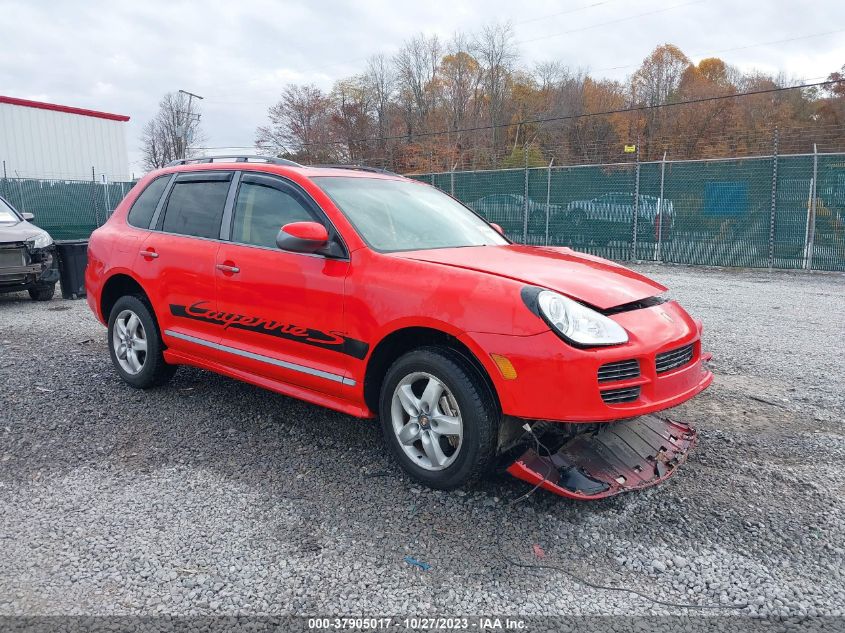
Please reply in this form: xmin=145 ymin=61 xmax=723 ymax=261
xmin=28 ymin=283 xmax=55 ymax=301
xmin=379 ymin=347 xmax=498 ymax=490
xmin=107 ymin=295 xmax=176 ymax=388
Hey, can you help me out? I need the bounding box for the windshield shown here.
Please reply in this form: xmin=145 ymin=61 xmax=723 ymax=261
xmin=0 ymin=198 xmax=20 ymax=223
xmin=314 ymin=177 xmax=508 ymax=252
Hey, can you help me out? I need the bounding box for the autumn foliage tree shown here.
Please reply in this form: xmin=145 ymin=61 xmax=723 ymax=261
xmin=255 ymin=28 xmax=845 ymax=172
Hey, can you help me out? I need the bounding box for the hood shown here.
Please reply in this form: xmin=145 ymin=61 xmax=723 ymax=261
xmin=394 ymin=244 xmax=666 ymax=310
xmin=0 ymin=219 xmax=47 ymax=243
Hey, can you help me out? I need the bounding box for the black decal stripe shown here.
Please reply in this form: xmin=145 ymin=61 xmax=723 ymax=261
xmin=169 ymin=304 xmax=369 ymax=360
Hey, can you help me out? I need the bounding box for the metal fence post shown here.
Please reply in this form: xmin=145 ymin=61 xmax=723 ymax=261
xmin=522 ymin=142 xmax=529 ymax=243
xmin=768 ymin=127 xmax=779 ymax=270
xmin=631 ymin=145 xmax=641 ymax=260
xmin=450 ymin=162 xmax=457 ymax=197
xmin=102 ymin=173 xmax=112 ymax=218
xmin=91 ymin=166 xmax=101 ymax=227
xmin=1 ymin=160 xmax=7 ymax=199
xmin=545 ymin=159 xmax=554 ymax=246
xmin=13 ymin=170 xmax=28 ymax=212
xmin=805 ymin=144 xmax=818 ymax=270
xmin=656 ymin=151 xmax=667 ymax=263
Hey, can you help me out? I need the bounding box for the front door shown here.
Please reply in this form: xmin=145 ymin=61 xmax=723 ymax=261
xmin=214 ymin=172 xmax=356 ymax=395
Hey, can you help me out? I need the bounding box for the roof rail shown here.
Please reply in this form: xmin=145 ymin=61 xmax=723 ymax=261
xmin=166 ymin=155 xmax=302 ymax=167
xmin=310 ymin=164 xmax=401 ymax=177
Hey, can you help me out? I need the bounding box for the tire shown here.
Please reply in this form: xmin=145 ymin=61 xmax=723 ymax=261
xmin=107 ymin=295 xmax=176 ymax=388
xmin=28 ymin=283 xmax=55 ymax=301
xmin=379 ymin=346 xmax=498 ymax=490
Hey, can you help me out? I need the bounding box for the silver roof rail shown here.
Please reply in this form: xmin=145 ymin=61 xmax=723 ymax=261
xmin=167 ymin=155 xmax=302 ymax=167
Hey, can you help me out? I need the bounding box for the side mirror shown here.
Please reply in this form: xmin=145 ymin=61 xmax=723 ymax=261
xmin=276 ymin=221 xmax=330 ymax=254
xmin=490 ymin=223 xmax=505 ymax=236
xmin=22 ymin=212 xmax=34 ymax=221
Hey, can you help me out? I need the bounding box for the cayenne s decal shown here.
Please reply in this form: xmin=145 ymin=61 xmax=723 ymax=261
xmin=170 ymin=301 xmax=369 ymax=359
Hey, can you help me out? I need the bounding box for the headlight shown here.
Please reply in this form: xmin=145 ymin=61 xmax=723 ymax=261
xmin=27 ymin=233 xmax=53 ymax=250
xmin=529 ymin=289 xmax=628 ymax=347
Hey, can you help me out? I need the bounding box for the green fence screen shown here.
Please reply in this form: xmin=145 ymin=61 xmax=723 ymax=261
xmin=1 ymin=178 xmax=136 ymax=240
xmin=4 ymin=154 xmax=844 ymax=272
xmin=414 ymin=152 xmax=845 ymax=272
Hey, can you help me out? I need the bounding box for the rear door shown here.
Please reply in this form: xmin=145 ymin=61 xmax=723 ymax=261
xmin=138 ymin=171 xmax=234 ymax=359
xmin=213 ymin=172 xmax=355 ymax=394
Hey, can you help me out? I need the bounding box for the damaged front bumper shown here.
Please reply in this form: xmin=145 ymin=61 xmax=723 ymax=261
xmin=0 ymin=243 xmax=58 ymax=292
xmin=506 ymin=415 xmax=697 ymax=500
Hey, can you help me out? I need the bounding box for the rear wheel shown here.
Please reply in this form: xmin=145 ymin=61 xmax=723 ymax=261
xmin=107 ymin=295 xmax=176 ymax=388
xmin=28 ymin=283 xmax=55 ymax=301
xmin=379 ymin=347 xmax=498 ymax=490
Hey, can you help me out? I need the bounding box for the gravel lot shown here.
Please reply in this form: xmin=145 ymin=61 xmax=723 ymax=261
xmin=1 ymin=264 xmax=843 ymax=620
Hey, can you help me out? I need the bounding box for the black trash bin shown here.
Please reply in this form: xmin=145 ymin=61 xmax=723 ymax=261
xmin=55 ymin=239 xmax=89 ymax=299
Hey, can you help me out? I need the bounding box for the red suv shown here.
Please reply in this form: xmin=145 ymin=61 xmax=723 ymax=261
xmin=86 ymin=157 xmax=712 ymax=499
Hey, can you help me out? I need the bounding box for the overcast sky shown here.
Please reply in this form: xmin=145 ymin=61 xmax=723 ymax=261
xmin=2 ymin=0 xmax=843 ymax=176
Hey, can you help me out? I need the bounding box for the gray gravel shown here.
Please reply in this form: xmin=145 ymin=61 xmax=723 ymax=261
xmin=0 ymin=264 xmax=843 ymax=619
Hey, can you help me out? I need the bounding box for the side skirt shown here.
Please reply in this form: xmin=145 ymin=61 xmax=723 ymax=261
xmin=163 ymin=349 xmax=373 ymax=419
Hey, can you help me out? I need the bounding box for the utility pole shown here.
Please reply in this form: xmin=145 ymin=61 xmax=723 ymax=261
xmin=177 ymin=89 xmax=204 ymax=160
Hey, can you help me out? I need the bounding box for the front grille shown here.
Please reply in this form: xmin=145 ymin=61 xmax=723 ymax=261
xmin=600 ymin=386 xmax=641 ymax=404
xmin=597 ymin=359 xmax=640 ymax=383
xmin=656 ymin=344 xmax=694 ymax=374
xmin=0 ymin=246 xmax=26 ymax=269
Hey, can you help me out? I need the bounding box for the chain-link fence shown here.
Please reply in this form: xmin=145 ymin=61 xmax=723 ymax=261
xmin=2 ymin=153 xmax=843 ymax=272
xmin=0 ymin=174 xmax=135 ymax=240
xmin=414 ymin=151 xmax=845 ymax=272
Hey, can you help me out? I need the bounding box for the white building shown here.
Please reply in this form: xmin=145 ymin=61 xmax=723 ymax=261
xmin=0 ymin=95 xmax=130 ymax=181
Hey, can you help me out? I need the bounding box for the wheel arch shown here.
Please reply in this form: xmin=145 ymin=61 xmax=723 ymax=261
xmin=100 ymin=272 xmax=152 ymax=322
xmin=363 ymin=326 xmax=501 ymax=417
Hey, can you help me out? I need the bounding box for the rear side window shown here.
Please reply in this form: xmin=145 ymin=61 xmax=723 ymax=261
xmin=231 ymin=180 xmax=315 ymax=248
xmin=127 ymin=176 xmax=169 ymax=229
xmin=161 ymin=179 xmax=230 ymax=239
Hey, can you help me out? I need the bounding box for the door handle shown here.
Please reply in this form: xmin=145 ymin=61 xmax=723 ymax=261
xmin=140 ymin=249 xmax=159 ymax=259
xmin=216 ymin=263 xmax=240 ymax=274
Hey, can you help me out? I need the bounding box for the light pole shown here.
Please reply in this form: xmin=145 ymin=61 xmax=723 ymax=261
xmin=177 ymin=89 xmax=203 ymax=160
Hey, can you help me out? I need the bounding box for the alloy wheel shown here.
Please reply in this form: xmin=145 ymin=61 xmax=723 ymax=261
xmin=112 ymin=309 xmax=148 ymax=375
xmin=390 ymin=372 xmax=463 ymax=471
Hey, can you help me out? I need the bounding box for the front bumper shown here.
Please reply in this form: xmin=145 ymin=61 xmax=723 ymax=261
xmin=462 ymin=300 xmax=713 ymax=422
xmin=0 ymin=245 xmax=58 ymax=291
xmin=506 ymin=415 xmax=697 ymax=499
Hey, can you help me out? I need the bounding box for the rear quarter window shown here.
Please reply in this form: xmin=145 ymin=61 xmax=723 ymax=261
xmin=127 ymin=175 xmax=170 ymax=229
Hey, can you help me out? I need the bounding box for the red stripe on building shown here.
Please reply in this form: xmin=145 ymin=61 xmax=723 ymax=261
xmin=0 ymin=95 xmax=130 ymax=122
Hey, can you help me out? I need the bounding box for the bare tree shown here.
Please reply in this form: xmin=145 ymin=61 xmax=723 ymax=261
xmin=365 ymin=53 xmax=395 ymax=149
xmin=440 ymin=33 xmax=484 ymax=137
xmin=330 ymin=76 xmax=374 ymax=163
xmin=472 ymin=22 xmax=518 ymax=161
xmin=394 ymin=34 xmax=442 ymax=139
xmin=255 ymin=84 xmax=336 ymax=162
xmin=140 ymin=92 xmax=205 ymax=171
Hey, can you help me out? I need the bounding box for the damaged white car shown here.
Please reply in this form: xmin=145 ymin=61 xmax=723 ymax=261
xmin=0 ymin=196 xmax=58 ymax=301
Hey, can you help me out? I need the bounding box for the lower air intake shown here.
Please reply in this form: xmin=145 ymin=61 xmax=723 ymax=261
xmin=600 ymin=386 xmax=641 ymax=404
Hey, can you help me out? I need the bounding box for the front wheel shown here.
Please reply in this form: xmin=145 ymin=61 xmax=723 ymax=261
xmin=379 ymin=347 xmax=498 ymax=490
xmin=28 ymin=283 xmax=55 ymax=301
xmin=107 ymin=295 xmax=176 ymax=388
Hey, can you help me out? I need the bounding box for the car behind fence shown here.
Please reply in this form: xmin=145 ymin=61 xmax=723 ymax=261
xmin=2 ymin=152 xmax=844 ymax=272
xmin=414 ymin=151 xmax=845 ymax=272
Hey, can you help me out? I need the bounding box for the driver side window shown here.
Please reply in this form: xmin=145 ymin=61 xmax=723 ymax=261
xmin=231 ymin=179 xmax=315 ymax=248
